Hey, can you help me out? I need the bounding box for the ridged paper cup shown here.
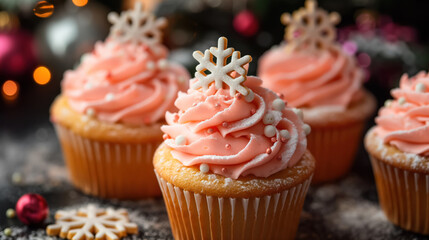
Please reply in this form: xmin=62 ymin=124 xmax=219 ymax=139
xmin=153 ymin=144 xmax=315 ymax=240
xmin=304 ymin=91 xmax=376 ymax=183
xmin=307 ymin=121 xmax=365 ymax=183
xmin=51 ymin=96 xmax=163 ymax=199
xmin=365 ymin=128 xmax=429 ymax=235
xmin=55 ymin=124 xmax=162 ymax=199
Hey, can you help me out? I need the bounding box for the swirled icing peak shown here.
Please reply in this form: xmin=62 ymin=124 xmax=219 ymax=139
xmin=375 ymin=71 xmax=429 ymax=156
xmin=162 ymin=37 xmax=309 ymax=179
xmin=259 ymin=45 xmax=364 ymax=108
xmin=258 ymin=1 xmax=363 ymax=108
xmin=61 ymin=3 xmax=189 ymax=126
xmin=281 ymin=0 xmax=340 ymax=53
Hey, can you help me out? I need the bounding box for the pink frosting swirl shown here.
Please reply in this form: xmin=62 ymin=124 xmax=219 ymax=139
xmin=375 ymin=71 xmax=429 ymax=156
xmin=161 ymin=76 xmax=308 ymax=179
xmin=62 ymin=39 xmax=190 ymax=125
xmin=258 ymin=45 xmax=364 ymax=108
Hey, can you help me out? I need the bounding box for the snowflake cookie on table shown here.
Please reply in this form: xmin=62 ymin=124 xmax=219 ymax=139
xmin=107 ymin=2 xmax=167 ymax=49
xmin=281 ymin=0 xmax=340 ymax=53
xmin=46 ymin=205 xmax=138 ymax=240
xmin=192 ymin=36 xmax=254 ymax=100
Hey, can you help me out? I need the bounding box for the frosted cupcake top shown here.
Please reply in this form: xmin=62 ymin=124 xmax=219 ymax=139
xmin=62 ymin=3 xmax=189 ymax=125
xmin=375 ymin=71 xmax=429 ymax=156
xmin=162 ymin=37 xmax=310 ymax=179
xmin=258 ymin=0 xmax=363 ymax=109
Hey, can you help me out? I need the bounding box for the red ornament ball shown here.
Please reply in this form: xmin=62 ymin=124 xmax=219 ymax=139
xmin=233 ymin=10 xmax=259 ymax=37
xmin=15 ymin=193 xmax=49 ymax=225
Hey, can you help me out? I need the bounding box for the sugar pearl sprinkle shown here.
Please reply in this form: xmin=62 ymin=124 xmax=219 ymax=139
xmin=105 ymin=93 xmax=115 ymax=101
xmin=84 ymin=82 xmax=93 ymax=90
xmin=225 ymin=144 xmax=231 ymax=149
xmin=264 ymin=125 xmax=276 ymax=138
xmin=272 ymin=98 xmax=286 ymax=111
xmin=263 ymin=113 xmax=275 ymax=125
xmin=280 ymin=130 xmax=290 ymax=140
xmin=266 ymin=148 xmax=272 ymax=154
xmin=398 ymin=97 xmax=406 ymax=105
xmin=157 ymin=59 xmax=169 ymax=70
xmin=384 ymin=99 xmax=393 ymax=107
xmin=292 ymin=108 xmax=304 ymax=120
xmin=222 ymin=122 xmax=228 ymax=128
xmin=207 ymin=128 xmax=214 ymax=134
xmin=175 ymin=135 xmax=187 ymax=145
xmin=416 ymin=83 xmax=426 ymax=92
xmin=146 ymin=61 xmax=156 ymax=70
xmin=235 ymin=93 xmax=242 ymax=99
xmin=303 ymin=124 xmax=311 ymax=135
xmin=245 ymin=89 xmax=255 ymax=102
xmin=200 ymin=163 xmax=210 ymax=173
xmin=86 ymin=108 xmax=95 ymax=117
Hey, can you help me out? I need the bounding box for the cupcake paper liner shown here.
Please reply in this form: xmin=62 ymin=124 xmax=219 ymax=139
xmin=54 ymin=124 xmax=162 ymax=199
xmin=307 ymin=121 xmax=365 ymax=183
xmin=155 ymin=172 xmax=312 ymax=240
xmin=370 ymin=155 xmax=429 ymax=235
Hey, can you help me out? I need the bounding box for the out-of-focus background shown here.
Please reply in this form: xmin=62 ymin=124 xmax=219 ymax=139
xmin=1 ymin=0 xmax=429 ymax=134
xmin=1 ymin=1 xmax=429 ymax=239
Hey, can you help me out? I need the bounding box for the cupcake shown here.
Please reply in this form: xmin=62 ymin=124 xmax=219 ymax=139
xmin=154 ymin=37 xmax=315 ymax=240
xmin=365 ymin=71 xmax=429 ymax=234
xmin=50 ymin=3 xmax=189 ymax=199
xmin=258 ymin=0 xmax=376 ymax=183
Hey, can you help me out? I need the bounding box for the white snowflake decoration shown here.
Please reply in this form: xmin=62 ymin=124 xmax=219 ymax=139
xmin=46 ymin=205 xmax=138 ymax=240
xmin=107 ymin=2 xmax=167 ymax=48
xmin=192 ymin=36 xmax=252 ymax=97
xmin=281 ymin=0 xmax=340 ymax=53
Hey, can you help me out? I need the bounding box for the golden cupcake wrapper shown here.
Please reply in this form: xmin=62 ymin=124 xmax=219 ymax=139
xmin=155 ymin=172 xmax=312 ymax=240
xmin=370 ymin=155 xmax=429 ymax=235
xmin=54 ymin=124 xmax=162 ymax=199
xmin=307 ymin=121 xmax=365 ymax=183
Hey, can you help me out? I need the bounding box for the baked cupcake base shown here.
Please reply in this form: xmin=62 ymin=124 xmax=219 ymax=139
xmin=52 ymin=96 xmax=163 ymax=199
xmin=154 ymin=144 xmax=315 ymax=240
xmin=365 ymin=128 xmax=429 ymax=235
xmin=304 ymin=90 xmax=376 ymax=183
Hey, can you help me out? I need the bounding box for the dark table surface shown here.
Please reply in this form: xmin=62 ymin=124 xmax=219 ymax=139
xmin=0 ymin=124 xmax=428 ymax=240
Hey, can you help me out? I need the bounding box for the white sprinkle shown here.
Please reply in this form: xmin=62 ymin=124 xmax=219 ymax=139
xmin=416 ymin=83 xmax=426 ymax=92
xmin=398 ymin=97 xmax=406 ymax=105
xmin=264 ymin=125 xmax=276 ymax=138
xmin=292 ymin=108 xmax=304 ymax=120
xmin=263 ymin=113 xmax=275 ymax=125
xmin=84 ymin=82 xmax=93 ymax=90
xmin=157 ymin=59 xmax=169 ymax=70
xmin=105 ymin=93 xmax=115 ymax=101
xmin=86 ymin=108 xmax=96 ymax=117
xmin=280 ymin=130 xmax=290 ymax=139
xmin=146 ymin=61 xmax=156 ymax=70
xmin=80 ymin=53 xmax=91 ymax=63
xmin=384 ymin=99 xmax=393 ymax=107
xmin=200 ymin=163 xmax=209 ymax=173
xmin=245 ymin=89 xmax=255 ymax=102
xmin=303 ymin=124 xmax=311 ymax=135
xmin=175 ymin=135 xmax=187 ymax=145
xmin=272 ymin=98 xmax=285 ymax=111
xmin=178 ymin=76 xmax=186 ymax=83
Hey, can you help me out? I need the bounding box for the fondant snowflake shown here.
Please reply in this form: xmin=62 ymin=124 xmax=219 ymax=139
xmin=192 ymin=37 xmax=252 ymax=97
xmin=281 ymin=0 xmax=340 ymax=53
xmin=107 ymin=2 xmax=167 ymax=47
xmin=46 ymin=205 xmax=138 ymax=240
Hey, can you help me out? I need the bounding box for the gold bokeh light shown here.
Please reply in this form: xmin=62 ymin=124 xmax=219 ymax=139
xmin=2 ymin=80 xmax=19 ymax=98
xmin=33 ymin=1 xmax=54 ymax=18
xmin=33 ymin=66 xmax=51 ymax=85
